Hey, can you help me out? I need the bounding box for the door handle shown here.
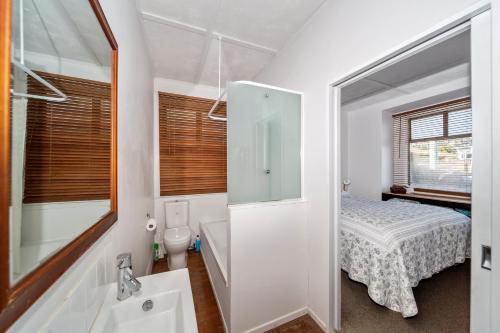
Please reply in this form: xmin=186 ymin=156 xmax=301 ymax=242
xmin=481 ymin=245 xmax=491 ymax=270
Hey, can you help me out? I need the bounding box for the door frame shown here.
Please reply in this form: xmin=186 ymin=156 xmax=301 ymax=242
xmin=490 ymin=0 xmax=500 ymax=329
xmin=327 ymin=1 xmax=493 ymax=332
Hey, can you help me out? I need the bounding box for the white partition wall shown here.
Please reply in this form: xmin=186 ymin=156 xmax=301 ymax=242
xmin=228 ymin=200 xmax=308 ymax=332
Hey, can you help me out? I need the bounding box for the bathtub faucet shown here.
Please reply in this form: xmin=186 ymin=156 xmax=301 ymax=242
xmin=117 ymin=253 xmax=142 ymax=301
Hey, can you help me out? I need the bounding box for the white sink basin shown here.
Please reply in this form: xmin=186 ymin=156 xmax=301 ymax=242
xmin=91 ymin=268 xmax=197 ymax=333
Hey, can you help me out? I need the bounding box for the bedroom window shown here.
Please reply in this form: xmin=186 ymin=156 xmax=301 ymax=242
xmin=393 ymin=98 xmax=472 ymax=195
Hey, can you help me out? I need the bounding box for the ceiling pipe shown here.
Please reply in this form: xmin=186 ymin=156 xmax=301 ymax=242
xmin=208 ymin=35 xmax=227 ymax=121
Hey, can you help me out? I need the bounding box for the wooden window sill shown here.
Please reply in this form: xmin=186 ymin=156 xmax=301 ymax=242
xmin=382 ymin=191 xmax=471 ymax=210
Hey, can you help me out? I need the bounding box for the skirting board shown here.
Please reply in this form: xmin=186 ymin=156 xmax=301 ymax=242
xmin=242 ymin=307 xmax=308 ymax=333
xmin=200 ymin=249 xmax=229 ymax=333
xmin=308 ymin=308 xmax=327 ymax=332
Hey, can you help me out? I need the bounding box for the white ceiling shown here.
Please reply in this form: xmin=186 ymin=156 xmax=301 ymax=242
xmin=341 ymin=30 xmax=471 ymax=105
xmin=342 ymin=63 xmax=470 ymax=113
xmin=14 ymin=0 xmax=111 ymax=67
xmin=137 ymin=0 xmax=327 ymax=86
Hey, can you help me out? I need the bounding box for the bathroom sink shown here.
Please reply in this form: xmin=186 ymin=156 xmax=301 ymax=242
xmin=91 ymin=268 xmax=197 ymax=333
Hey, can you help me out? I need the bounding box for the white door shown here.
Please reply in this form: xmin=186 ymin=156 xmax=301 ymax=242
xmin=470 ymin=10 xmax=493 ymax=333
xmin=490 ymin=1 xmax=500 ymax=331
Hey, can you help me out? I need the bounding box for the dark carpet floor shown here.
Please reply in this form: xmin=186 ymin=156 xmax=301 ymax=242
xmin=341 ymin=260 xmax=470 ymax=333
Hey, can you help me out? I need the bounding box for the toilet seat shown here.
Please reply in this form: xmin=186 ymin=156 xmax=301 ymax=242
xmin=164 ymin=226 xmax=191 ymax=245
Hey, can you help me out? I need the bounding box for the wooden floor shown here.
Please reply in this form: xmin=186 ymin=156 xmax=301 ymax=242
xmin=152 ymin=251 xmax=323 ymax=333
xmin=266 ymin=315 xmax=324 ymax=333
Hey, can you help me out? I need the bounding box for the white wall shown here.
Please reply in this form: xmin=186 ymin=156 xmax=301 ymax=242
xmin=345 ymin=108 xmax=382 ymax=200
xmin=21 ymin=200 xmax=110 ymax=244
xmin=229 ymin=200 xmax=309 ymax=333
xmin=343 ymin=108 xmax=392 ymax=199
xmin=154 ymin=77 xmax=224 ymax=101
xmin=381 ymin=110 xmax=393 ymax=192
xmin=102 ymin=0 xmax=155 ymax=278
xmin=8 ymin=0 xmax=154 ymax=330
xmin=23 ymin=50 xmax=111 ymax=82
xmin=340 ymin=111 xmax=349 ymax=184
xmin=256 ymin=0 xmax=482 ymax=327
xmin=11 ymin=232 xmax=114 ymax=333
xmin=153 ymin=77 xmax=228 ymax=252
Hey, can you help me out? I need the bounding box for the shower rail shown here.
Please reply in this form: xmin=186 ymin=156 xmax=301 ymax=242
xmin=208 ymin=90 xmax=227 ymax=121
xmin=10 ymin=0 xmax=67 ymax=102
xmin=11 ymin=59 xmax=68 ymax=102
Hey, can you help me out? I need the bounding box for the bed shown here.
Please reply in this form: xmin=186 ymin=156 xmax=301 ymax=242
xmin=340 ymin=193 xmax=471 ymax=317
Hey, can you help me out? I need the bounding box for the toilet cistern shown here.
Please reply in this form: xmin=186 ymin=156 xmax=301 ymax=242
xmin=164 ymin=201 xmax=192 ymax=270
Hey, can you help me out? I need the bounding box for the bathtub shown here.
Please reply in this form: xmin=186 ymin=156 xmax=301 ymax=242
xmin=201 ymin=220 xmax=227 ymax=280
xmin=200 ymin=220 xmax=229 ymax=331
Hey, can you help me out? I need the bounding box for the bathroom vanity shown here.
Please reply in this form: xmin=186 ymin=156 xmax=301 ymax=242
xmin=90 ymin=269 xmax=197 ymax=333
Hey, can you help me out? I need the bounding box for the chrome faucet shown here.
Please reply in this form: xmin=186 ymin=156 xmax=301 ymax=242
xmin=117 ymin=253 xmax=142 ymax=301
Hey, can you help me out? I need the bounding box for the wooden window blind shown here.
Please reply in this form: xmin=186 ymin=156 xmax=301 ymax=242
xmin=392 ymin=97 xmax=471 ymax=194
xmin=23 ymin=71 xmax=111 ymax=203
xmin=158 ymin=92 xmax=227 ymax=196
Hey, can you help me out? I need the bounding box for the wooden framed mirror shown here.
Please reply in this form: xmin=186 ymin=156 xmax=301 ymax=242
xmin=0 ymin=0 xmax=117 ymax=330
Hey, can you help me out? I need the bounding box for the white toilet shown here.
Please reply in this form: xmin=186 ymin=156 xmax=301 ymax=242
xmin=163 ymin=201 xmax=192 ymax=270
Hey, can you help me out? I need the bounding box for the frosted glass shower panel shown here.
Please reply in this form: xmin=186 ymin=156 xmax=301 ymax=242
xmin=227 ymin=82 xmax=301 ymax=204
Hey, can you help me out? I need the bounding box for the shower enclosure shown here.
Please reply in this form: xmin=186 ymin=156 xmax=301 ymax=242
xmin=227 ymin=81 xmax=302 ymax=204
xmin=202 ymin=80 xmax=305 ymax=332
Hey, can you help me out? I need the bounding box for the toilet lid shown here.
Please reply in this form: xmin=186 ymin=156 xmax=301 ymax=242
xmin=165 ymin=226 xmax=191 ymax=244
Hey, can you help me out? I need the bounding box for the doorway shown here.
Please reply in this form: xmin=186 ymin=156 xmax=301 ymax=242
xmin=328 ymin=4 xmax=494 ymax=332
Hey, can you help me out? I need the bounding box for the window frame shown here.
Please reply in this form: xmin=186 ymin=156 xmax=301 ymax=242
xmin=409 ymin=109 xmax=472 ymax=143
xmin=408 ymin=108 xmax=472 ymax=197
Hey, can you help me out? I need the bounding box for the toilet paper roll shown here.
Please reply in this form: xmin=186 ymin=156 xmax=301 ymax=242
xmin=146 ymin=218 xmax=157 ymax=232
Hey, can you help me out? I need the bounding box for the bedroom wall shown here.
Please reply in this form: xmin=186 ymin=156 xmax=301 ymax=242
xmin=343 ymin=108 xmax=393 ymax=199
xmin=256 ymin=0 xmax=482 ymax=327
xmin=340 ymin=112 xmax=349 ymax=187
xmin=381 ymin=111 xmax=393 ymax=193
xmin=8 ymin=0 xmax=155 ymax=331
xmin=345 ymin=108 xmax=382 ymax=200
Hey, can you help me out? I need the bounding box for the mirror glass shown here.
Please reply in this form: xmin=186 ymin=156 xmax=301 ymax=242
xmin=9 ymin=0 xmax=113 ymax=283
